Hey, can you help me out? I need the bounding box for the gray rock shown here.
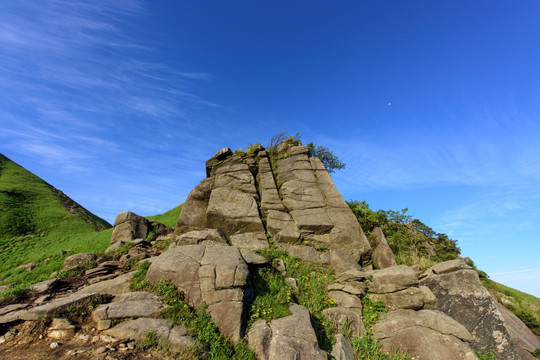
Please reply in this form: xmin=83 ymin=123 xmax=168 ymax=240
xmin=248 ymin=304 xmax=327 ymax=360
xmin=47 ymin=318 xmax=76 ymax=339
xmin=331 ymin=334 xmax=356 ymax=360
xmin=328 ymin=291 xmax=362 ymax=308
xmin=206 ymin=187 xmax=265 ymax=236
xmin=364 ymin=265 xmax=419 ymax=294
xmin=146 ymin=244 xmax=251 ymax=341
xmin=240 ymin=249 xmax=268 ymax=265
xmin=21 ymin=292 xmax=101 ymax=321
xmin=176 ymin=228 xmax=229 ymax=246
xmin=370 ymin=228 xmax=397 ymax=269
xmin=421 ymin=262 xmax=518 ymax=360
xmin=323 ymin=307 xmax=366 ymax=337
xmin=63 ymin=253 xmax=96 ymax=271
xmin=110 ymin=211 xmax=151 ymax=244
xmin=257 ymin=156 xmax=286 ymax=216
xmin=267 ymin=210 xmax=300 ymax=243
xmin=77 ymin=272 xmax=133 ymax=296
xmin=92 ymin=291 xmax=165 ymax=321
xmin=370 ymin=287 xmax=425 ymax=310
xmin=497 ymin=303 xmax=540 ymax=354
xmin=229 ymin=232 xmax=269 ymax=250
xmin=174 ymin=177 xmax=214 ymax=236
xmin=379 ymin=326 xmax=478 ymax=360
xmin=29 ymin=278 xmax=58 ymax=294
xmin=372 ymin=309 xmax=474 ymax=342
xmin=105 ymin=318 xmax=196 ymax=350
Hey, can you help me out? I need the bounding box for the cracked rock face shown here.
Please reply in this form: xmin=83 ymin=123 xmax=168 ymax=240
xmin=145 ymin=244 xmax=251 ymax=341
xmin=247 ymin=304 xmax=327 ymax=360
xmin=173 ymin=144 xmax=372 ymax=273
xmin=421 ymin=260 xmax=518 ymax=360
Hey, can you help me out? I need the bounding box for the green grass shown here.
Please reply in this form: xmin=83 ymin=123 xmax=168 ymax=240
xmin=146 ymin=204 xmax=183 ymax=228
xmin=256 ymin=247 xmax=337 ymax=351
xmin=482 ymin=278 xmax=540 ymax=335
xmin=0 ymin=154 xmax=113 ymax=295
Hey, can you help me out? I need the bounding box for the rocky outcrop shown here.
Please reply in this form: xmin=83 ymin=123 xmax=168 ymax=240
xmin=247 ymin=304 xmax=327 ymax=360
xmin=145 ymin=244 xmax=251 ymax=341
xmin=421 ymin=259 xmax=518 ymax=360
xmin=369 ymin=227 xmax=396 ymax=269
xmin=174 ymin=142 xmax=372 ymax=273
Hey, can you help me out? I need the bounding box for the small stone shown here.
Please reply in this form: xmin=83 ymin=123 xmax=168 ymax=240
xmin=50 ymin=342 xmax=60 ymax=349
xmin=76 ymin=333 xmax=92 ymax=343
xmin=100 ymin=334 xmax=117 ymax=343
xmin=127 ymin=342 xmax=135 ymax=350
xmin=97 ymin=320 xmax=112 ymax=331
xmin=95 ymin=346 xmax=108 ymax=354
xmin=272 ymin=258 xmax=287 ymax=276
xmin=0 ymin=335 xmax=5 ymax=344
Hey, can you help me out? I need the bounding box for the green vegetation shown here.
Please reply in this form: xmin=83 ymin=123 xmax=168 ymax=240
xmin=306 ymin=142 xmax=346 ymax=173
xmin=130 ymin=261 xmax=256 ymax=359
xmin=352 ymin=336 xmax=409 ymax=360
xmin=481 ymin=278 xmax=540 ymax=336
xmin=146 ymin=204 xmax=183 ymax=228
xmin=348 ymin=200 xmax=460 ymax=268
xmin=255 ymin=247 xmax=337 ymax=351
xmin=475 ymin=349 xmax=496 ymax=360
xmin=350 ymin=296 xmax=409 ymax=360
xmin=0 ymin=153 xmax=113 ymax=295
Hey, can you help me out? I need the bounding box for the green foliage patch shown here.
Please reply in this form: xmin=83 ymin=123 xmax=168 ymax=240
xmin=348 ymin=200 xmax=460 ymax=268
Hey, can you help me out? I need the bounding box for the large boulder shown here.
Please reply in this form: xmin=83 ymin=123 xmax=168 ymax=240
xmin=364 ymin=265 xmax=419 ymax=294
xmin=92 ymin=292 xmax=166 ymax=321
xmin=110 ymin=211 xmax=151 ymax=244
xmin=421 ymin=260 xmax=518 ymax=360
xmin=145 ymin=244 xmax=251 ymax=341
xmin=372 ymin=309 xmax=478 ymax=360
xmin=247 ymin=304 xmax=327 ymax=360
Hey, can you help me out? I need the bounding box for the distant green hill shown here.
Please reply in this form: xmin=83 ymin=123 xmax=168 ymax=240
xmin=0 ymin=153 xmax=112 ymax=290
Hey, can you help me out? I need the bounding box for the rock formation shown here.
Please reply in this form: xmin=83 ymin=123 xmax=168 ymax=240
xmin=0 ymin=139 xmax=537 ymax=360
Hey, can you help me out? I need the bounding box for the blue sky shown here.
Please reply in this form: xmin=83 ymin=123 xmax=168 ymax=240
xmin=1 ymin=1 xmax=539 ymax=296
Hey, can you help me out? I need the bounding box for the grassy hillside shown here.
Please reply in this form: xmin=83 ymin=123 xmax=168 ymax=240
xmin=0 ymin=153 xmax=113 ymax=293
xmin=146 ymin=204 xmax=183 ymax=228
xmin=0 ymin=154 xmax=183 ymax=298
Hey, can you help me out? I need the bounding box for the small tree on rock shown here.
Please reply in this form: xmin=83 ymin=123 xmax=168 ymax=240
xmin=306 ymin=142 xmax=346 ymax=173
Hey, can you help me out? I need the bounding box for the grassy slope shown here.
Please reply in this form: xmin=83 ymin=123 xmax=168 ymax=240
xmin=146 ymin=205 xmax=183 ymax=228
xmin=0 ymin=154 xmax=112 ymax=289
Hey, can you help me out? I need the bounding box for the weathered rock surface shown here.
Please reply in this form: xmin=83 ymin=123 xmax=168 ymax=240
xmin=247 ymin=304 xmax=327 ymax=360
xmin=373 ymin=309 xmax=478 ymax=360
xmin=110 ymin=211 xmax=150 ymax=244
xmin=331 ymin=334 xmax=355 ymax=360
xmin=497 ymin=303 xmax=540 ymax=357
xmin=370 ymin=227 xmax=397 ymax=269
xmin=21 ymin=292 xmax=103 ymax=321
xmin=146 ymin=244 xmax=251 ymax=341
xmin=365 ymin=265 xmax=419 ymax=294
xmin=92 ymin=291 xmax=165 ymax=321
xmin=267 ymin=210 xmax=300 ymax=243
xmin=323 ymin=307 xmax=367 ymax=337
xmin=175 ymin=228 xmax=229 ymax=246
xmin=47 ymin=318 xmax=76 ymax=340
xmin=105 ymin=318 xmax=196 ymax=349
xmin=370 ymin=287 xmax=425 ymax=310
xmin=257 ymin=155 xmax=286 ymax=216
xmin=63 ymin=253 xmax=96 ymax=271
xmin=421 ymin=260 xmax=518 ymax=360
